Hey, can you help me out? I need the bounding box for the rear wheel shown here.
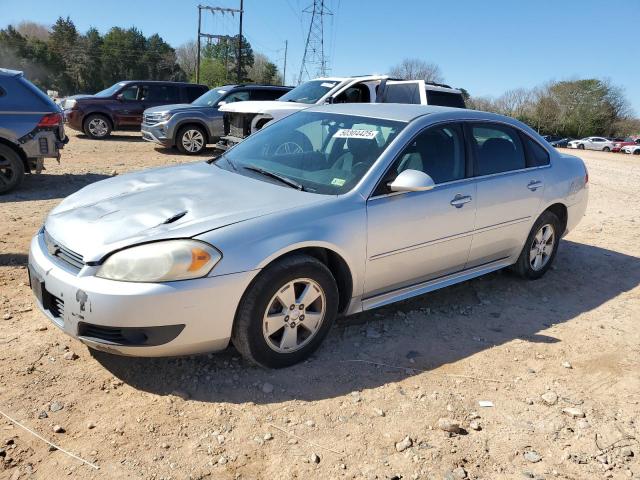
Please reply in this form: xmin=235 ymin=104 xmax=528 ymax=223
xmin=176 ymin=125 xmax=206 ymax=154
xmin=231 ymin=254 xmax=338 ymax=368
xmin=83 ymin=114 xmax=112 ymax=139
xmin=0 ymin=144 xmax=25 ymax=194
xmin=512 ymin=211 xmax=561 ymax=280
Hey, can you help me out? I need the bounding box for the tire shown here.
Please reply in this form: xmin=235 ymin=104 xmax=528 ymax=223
xmin=0 ymin=144 xmax=25 ymax=194
xmin=633 ymin=150 xmax=640 ymax=156
xmin=231 ymin=254 xmax=339 ymax=368
xmin=176 ymin=125 xmax=207 ymax=154
xmin=577 ymin=144 xmax=585 ymax=150
xmin=512 ymin=211 xmax=562 ymax=280
xmin=83 ymin=114 xmax=112 ymax=139
xmin=603 ymin=147 xmax=610 ymax=152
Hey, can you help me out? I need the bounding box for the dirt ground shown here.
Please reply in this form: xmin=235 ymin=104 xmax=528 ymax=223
xmin=1 ymin=130 xmax=639 ymax=480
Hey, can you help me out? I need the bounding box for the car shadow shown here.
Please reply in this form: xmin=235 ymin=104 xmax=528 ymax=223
xmin=0 ymin=253 xmax=28 ymax=267
xmin=0 ymin=172 xmax=110 ymax=203
xmin=153 ymin=146 xmax=222 ymax=157
xmin=92 ymin=239 xmax=640 ymax=404
xmin=75 ymin=133 xmax=142 ymax=142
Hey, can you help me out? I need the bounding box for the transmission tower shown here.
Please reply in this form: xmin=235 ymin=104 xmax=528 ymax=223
xmin=298 ymin=0 xmax=333 ymax=84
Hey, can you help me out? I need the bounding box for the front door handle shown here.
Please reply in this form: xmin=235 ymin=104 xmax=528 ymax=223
xmin=527 ymin=180 xmax=543 ymax=191
xmin=450 ymin=194 xmax=472 ymax=208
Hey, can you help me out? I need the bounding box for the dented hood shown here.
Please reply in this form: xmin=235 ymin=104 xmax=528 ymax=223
xmin=219 ymin=100 xmax=308 ymax=115
xmin=45 ymin=162 xmax=327 ymax=262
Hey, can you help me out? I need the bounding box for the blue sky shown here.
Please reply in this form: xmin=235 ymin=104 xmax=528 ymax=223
xmin=2 ymin=0 xmax=639 ymax=113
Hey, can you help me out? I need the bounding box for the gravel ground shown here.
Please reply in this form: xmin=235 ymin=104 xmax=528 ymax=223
xmin=1 ymin=131 xmax=639 ymax=480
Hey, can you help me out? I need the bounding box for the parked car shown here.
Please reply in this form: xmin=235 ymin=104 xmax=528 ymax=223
xmin=567 ymin=136 xmax=615 ymax=151
xmin=218 ymin=75 xmax=466 ymax=148
xmin=612 ymin=137 xmax=640 ymax=152
xmin=0 ymin=69 xmax=67 ymax=194
xmin=28 ymin=104 xmax=588 ymax=367
xmin=542 ymin=135 xmax=572 ymax=148
xmin=141 ymin=84 xmax=292 ymax=154
xmin=621 ymin=144 xmax=640 ymax=155
xmin=61 ymin=81 xmax=208 ymax=139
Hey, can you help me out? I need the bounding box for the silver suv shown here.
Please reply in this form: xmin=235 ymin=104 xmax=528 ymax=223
xmin=0 ymin=69 xmax=67 ymax=193
xmin=141 ymin=84 xmax=292 ymax=155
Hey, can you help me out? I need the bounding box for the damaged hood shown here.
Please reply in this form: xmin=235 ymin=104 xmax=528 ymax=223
xmin=219 ymin=100 xmax=308 ymax=115
xmin=45 ymin=162 xmax=328 ymax=262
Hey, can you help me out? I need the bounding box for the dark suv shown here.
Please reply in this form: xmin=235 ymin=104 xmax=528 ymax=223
xmin=141 ymin=84 xmax=292 ymax=154
xmin=61 ymin=81 xmax=208 ymax=139
xmin=0 ymin=69 xmax=67 ymax=194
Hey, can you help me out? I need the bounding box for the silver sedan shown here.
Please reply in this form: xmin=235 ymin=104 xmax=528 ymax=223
xmin=28 ymin=104 xmax=589 ymax=368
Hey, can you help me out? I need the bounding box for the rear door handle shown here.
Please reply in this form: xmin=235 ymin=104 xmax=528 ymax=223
xmin=527 ymin=180 xmax=543 ymax=191
xmin=450 ymin=194 xmax=472 ymax=208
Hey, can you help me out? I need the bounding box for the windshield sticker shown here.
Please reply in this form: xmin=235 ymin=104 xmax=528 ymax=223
xmin=331 ymin=178 xmax=346 ymax=186
xmin=333 ymin=129 xmax=379 ymax=140
xmin=321 ymin=82 xmax=337 ymax=88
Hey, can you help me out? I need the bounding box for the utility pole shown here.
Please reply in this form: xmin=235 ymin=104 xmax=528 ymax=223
xmin=282 ymin=40 xmax=288 ymax=86
xmin=237 ymin=0 xmax=244 ymax=83
xmin=298 ymin=0 xmax=333 ymax=84
xmin=196 ymin=6 xmax=202 ymax=83
xmin=195 ymin=4 xmax=243 ymax=84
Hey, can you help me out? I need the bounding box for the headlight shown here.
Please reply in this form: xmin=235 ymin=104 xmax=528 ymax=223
xmin=159 ymin=112 xmax=172 ymax=121
xmin=96 ymin=240 xmax=221 ymax=282
xmin=65 ymin=99 xmax=77 ymax=110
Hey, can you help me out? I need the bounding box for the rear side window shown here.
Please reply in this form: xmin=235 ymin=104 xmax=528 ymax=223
xmin=426 ymin=90 xmax=465 ymax=108
xmin=250 ymin=89 xmax=287 ymax=101
xmin=471 ymin=123 xmax=526 ymax=176
xmin=521 ymin=134 xmax=550 ymax=167
xmin=384 ymin=83 xmax=422 ymax=104
xmin=224 ymin=90 xmax=250 ymax=103
xmin=145 ymin=85 xmax=181 ymax=102
xmin=186 ymin=86 xmax=206 ymax=103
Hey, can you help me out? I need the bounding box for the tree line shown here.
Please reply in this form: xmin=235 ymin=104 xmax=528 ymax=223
xmin=390 ymin=58 xmax=640 ymax=138
xmin=0 ymin=17 xmax=283 ymax=96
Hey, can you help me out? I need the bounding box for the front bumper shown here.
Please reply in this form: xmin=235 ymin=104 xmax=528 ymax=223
xmin=28 ymin=232 xmax=258 ymax=357
xmin=141 ymin=122 xmax=172 ymax=147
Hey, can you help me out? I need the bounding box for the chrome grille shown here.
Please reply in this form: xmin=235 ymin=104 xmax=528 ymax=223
xmin=44 ymin=231 xmax=84 ymax=270
xmin=143 ymin=113 xmax=163 ymax=126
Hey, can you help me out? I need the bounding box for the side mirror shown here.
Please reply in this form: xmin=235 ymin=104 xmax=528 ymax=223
xmin=325 ymin=96 xmax=335 ymax=105
xmin=388 ymin=169 xmax=435 ymax=193
xmin=116 ymin=93 xmax=124 ymax=102
xmin=217 ymin=100 xmax=227 ymax=106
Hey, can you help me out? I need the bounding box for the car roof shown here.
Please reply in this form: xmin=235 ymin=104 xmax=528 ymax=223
xmin=118 ymin=80 xmax=207 ymax=87
xmin=306 ymin=103 xmax=506 ymax=123
xmin=0 ymin=68 xmax=23 ymax=78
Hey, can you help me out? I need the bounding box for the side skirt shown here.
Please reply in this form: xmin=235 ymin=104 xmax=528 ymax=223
xmin=360 ymin=258 xmax=513 ymax=312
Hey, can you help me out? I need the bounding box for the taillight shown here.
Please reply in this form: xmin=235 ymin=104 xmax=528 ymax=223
xmin=584 ymin=166 xmax=589 ymax=184
xmin=38 ymin=113 xmax=62 ymax=127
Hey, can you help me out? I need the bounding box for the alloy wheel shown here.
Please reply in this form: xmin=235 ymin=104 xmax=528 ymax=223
xmin=529 ymin=223 xmax=555 ymax=271
xmin=262 ymin=278 xmax=326 ymax=353
xmin=181 ymin=129 xmax=205 ymax=153
xmin=88 ymin=118 xmax=109 ymax=137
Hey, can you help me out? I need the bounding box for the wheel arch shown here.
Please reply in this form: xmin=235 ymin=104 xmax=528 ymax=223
xmin=256 ymin=244 xmax=354 ymax=315
xmin=175 ymin=120 xmax=211 ymax=143
xmin=542 ymin=202 xmax=568 ymax=235
xmin=0 ymin=137 xmax=29 ymax=172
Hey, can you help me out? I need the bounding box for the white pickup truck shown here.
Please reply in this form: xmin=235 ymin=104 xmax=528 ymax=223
xmin=218 ymin=75 xmax=465 ymax=148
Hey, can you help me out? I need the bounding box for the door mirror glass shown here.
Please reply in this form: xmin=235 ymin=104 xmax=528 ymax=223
xmin=116 ymin=93 xmax=124 ymax=102
xmin=389 ymin=169 xmax=435 ymax=192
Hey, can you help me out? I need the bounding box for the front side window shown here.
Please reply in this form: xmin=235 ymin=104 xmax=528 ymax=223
xmin=95 ymin=83 xmax=125 ymax=97
xmin=471 ymin=123 xmax=526 ymax=176
xmin=278 ymin=80 xmax=339 ymax=104
xmin=375 ymin=123 xmax=466 ymax=195
xmin=218 ymin=111 xmax=405 ymax=194
xmin=145 ymin=85 xmax=180 ymax=102
xmin=120 ymin=85 xmax=140 ymax=101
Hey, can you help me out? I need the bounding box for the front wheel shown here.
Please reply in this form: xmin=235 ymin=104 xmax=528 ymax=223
xmin=231 ymin=254 xmax=339 ymax=368
xmin=577 ymin=144 xmax=585 ymax=150
xmin=512 ymin=211 xmax=561 ymax=280
xmin=603 ymin=147 xmax=610 ymax=152
xmin=83 ymin=114 xmax=112 ymax=139
xmin=176 ymin=125 xmax=207 ymax=154
xmin=633 ymin=150 xmax=640 ymax=156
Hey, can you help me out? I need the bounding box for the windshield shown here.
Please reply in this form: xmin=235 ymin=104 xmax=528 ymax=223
xmin=219 ymin=111 xmax=406 ymax=194
xmin=192 ymin=88 xmax=228 ymax=106
xmin=278 ymin=80 xmax=340 ymax=104
xmin=94 ymin=83 xmax=125 ymax=98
